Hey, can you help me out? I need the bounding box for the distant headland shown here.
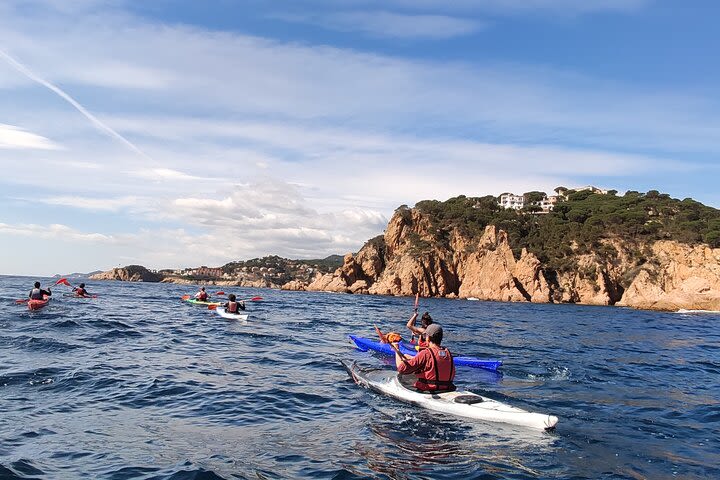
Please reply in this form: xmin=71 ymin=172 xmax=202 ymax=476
xmin=90 ymin=188 xmax=720 ymax=312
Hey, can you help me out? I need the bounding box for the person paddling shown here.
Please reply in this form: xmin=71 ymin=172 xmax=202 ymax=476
xmin=407 ymin=311 xmax=433 ymax=347
xmin=29 ymin=281 xmax=52 ymax=300
xmin=223 ymin=294 xmax=245 ymax=314
xmin=194 ymin=286 xmax=209 ymax=302
xmin=392 ymin=323 xmax=455 ymax=393
xmin=73 ymin=283 xmax=90 ymax=297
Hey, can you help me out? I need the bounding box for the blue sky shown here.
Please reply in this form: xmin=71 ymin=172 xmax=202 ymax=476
xmin=1 ymin=0 xmax=719 ymax=276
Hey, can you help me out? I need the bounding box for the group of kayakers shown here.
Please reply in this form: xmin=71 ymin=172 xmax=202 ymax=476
xmin=27 ymin=280 xmax=449 ymax=391
xmin=390 ymin=308 xmax=456 ymax=393
xmin=193 ymin=287 xmax=246 ymax=313
xmin=28 ymin=281 xmax=92 ymax=299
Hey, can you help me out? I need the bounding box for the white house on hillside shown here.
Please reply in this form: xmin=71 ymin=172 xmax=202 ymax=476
xmin=498 ymin=193 xmax=525 ymax=210
xmin=498 ymin=192 xmax=562 ymax=213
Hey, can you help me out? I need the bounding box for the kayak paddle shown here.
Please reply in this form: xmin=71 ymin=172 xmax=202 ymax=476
xmin=388 ymin=339 xmax=411 ymax=365
xmin=215 ymin=291 xmax=225 ymax=295
xmin=181 ymin=295 xmax=191 ymax=300
xmin=55 ymin=278 xmax=97 ymax=297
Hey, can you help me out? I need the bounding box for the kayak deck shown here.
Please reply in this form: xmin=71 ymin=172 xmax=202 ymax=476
xmin=215 ymin=308 xmax=249 ymax=321
xmin=342 ymin=360 xmax=558 ymax=431
xmin=183 ymin=298 xmax=222 ymax=306
xmin=27 ymin=296 xmax=50 ymax=311
xmin=349 ymin=335 xmax=502 ymax=371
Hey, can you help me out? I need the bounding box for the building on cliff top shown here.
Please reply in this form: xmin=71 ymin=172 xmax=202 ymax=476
xmin=499 ymin=186 xmax=610 ymax=213
xmin=498 ymin=192 xmax=561 ymax=213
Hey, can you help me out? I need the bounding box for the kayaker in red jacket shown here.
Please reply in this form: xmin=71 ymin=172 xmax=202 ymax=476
xmin=73 ymin=283 xmax=90 ymax=297
xmin=406 ymin=310 xmax=433 ymax=347
xmin=194 ymin=287 xmax=209 ymax=301
xmin=29 ymin=281 xmax=51 ymax=300
xmin=223 ymin=294 xmax=245 ymax=313
xmin=393 ymin=323 xmax=455 ymax=392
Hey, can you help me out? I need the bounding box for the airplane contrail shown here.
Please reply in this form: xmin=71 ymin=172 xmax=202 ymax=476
xmin=0 ymin=48 xmax=151 ymax=160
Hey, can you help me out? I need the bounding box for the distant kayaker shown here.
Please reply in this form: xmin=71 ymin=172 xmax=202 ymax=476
xmin=392 ymin=323 xmax=455 ymax=392
xmin=194 ymin=287 xmax=209 ymax=301
xmin=28 ymin=281 xmax=52 ymax=300
xmin=73 ymin=283 xmax=90 ymax=297
xmin=223 ymin=294 xmax=245 ymax=313
xmin=406 ymin=311 xmax=433 ymax=347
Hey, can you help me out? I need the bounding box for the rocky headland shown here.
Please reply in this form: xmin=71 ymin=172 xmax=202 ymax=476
xmin=91 ymin=190 xmax=720 ymax=311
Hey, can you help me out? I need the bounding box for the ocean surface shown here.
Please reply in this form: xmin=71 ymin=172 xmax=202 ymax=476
xmin=1 ymin=275 xmax=718 ymax=479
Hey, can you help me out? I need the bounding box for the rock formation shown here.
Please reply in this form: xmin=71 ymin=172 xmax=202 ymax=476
xmin=89 ymin=265 xmax=163 ymax=282
xmin=89 ymin=207 xmax=720 ymax=312
xmin=618 ymin=241 xmax=720 ymax=310
xmin=307 ymin=208 xmax=720 ymax=311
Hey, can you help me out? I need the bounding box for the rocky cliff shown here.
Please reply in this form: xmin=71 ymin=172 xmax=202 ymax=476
xmin=307 ymin=207 xmax=720 ymax=311
xmin=90 ymin=265 xmax=163 ymax=282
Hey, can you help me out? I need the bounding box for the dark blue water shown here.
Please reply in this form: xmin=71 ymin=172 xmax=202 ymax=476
xmin=1 ymin=275 xmax=718 ymax=479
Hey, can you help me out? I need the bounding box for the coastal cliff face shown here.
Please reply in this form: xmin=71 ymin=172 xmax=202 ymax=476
xmin=308 ymin=208 xmax=720 ymax=311
xmin=89 ymin=206 xmax=720 ymax=311
xmin=617 ymin=241 xmax=720 ymax=311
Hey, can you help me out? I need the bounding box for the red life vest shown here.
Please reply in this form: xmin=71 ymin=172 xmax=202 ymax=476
xmin=413 ymin=346 xmax=455 ymax=392
xmin=227 ymin=301 xmax=239 ymax=313
xmin=196 ymin=291 xmax=208 ymax=301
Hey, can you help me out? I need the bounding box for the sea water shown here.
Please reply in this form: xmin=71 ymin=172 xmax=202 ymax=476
xmin=0 ymin=275 xmax=718 ymax=479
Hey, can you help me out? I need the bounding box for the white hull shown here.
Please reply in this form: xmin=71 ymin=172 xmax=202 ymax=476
xmin=344 ymin=361 xmax=558 ymax=431
xmin=215 ymin=309 xmax=248 ymax=321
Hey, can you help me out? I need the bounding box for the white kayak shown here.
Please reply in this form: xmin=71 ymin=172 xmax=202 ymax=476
xmin=342 ymin=360 xmax=558 ymax=431
xmin=214 ymin=308 xmax=248 ymax=321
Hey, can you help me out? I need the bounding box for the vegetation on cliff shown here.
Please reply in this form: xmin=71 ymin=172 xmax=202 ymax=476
xmin=412 ymin=190 xmax=720 ymax=275
xmin=220 ymin=255 xmax=342 ymax=284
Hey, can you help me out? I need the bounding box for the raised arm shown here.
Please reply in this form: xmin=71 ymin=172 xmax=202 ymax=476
xmin=406 ymin=311 xmax=425 ymax=336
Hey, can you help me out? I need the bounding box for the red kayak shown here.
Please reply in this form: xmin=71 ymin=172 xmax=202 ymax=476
xmin=27 ymin=296 xmax=50 ymax=311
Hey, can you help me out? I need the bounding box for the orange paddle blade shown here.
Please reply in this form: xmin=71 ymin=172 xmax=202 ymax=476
xmin=208 ymin=304 xmax=218 ymax=310
xmin=215 ymin=291 xmax=225 ymax=295
xmin=181 ymin=295 xmax=190 ymax=300
xmin=386 ymin=332 xmax=402 ymax=343
xmin=250 ymin=296 xmax=263 ymax=301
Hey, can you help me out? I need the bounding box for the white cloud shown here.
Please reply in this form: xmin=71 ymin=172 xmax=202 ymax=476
xmin=276 ymin=11 xmax=484 ymax=39
xmin=0 ymin=124 xmax=59 ymax=150
xmin=39 ymin=195 xmax=141 ymax=211
xmin=0 ymin=222 xmax=114 ymax=242
xmin=130 ymin=168 xmax=220 ymax=183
